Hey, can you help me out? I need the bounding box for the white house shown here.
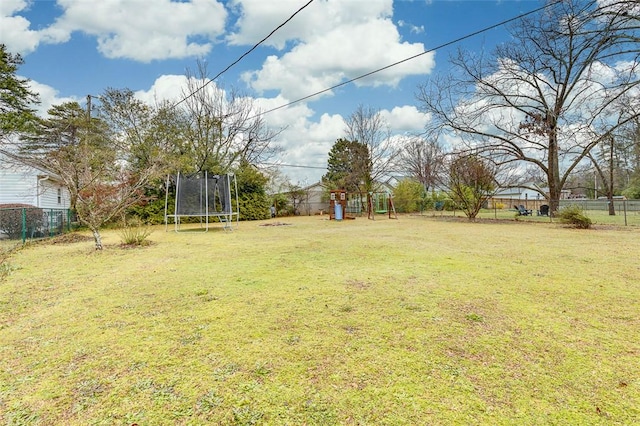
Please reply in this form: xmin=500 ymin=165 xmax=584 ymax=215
xmin=0 ymin=154 xmax=71 ymax=209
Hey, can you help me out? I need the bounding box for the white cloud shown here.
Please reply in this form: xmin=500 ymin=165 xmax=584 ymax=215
xmin=3 ymin=0 xmax=228 ymax=61
xmin=397 ymin=19 xmax=425 ymax=35
xmin=228 ymin=0 xmax=393 ymax=48
xmin=250 ymin=95 xmax=345 ymax=183
xmin=27 ymin=79 xmax=79 ymax=117
xmin=231 ymin=0 xmax=434 ymax=101
xmin=243 ymin=18 xmax=435 ymax=100
xmin=381 ymin=105 xmax=430 ymax=133
xmin=274 ymin=111 xmax=345 ymax=183
xmin=134 ymin=75 xmax=190 ymax=104
xmin=51 ymin=0 xmax=228 ymax=61
xmin=0 ymin=0 xmax=46 ymax=54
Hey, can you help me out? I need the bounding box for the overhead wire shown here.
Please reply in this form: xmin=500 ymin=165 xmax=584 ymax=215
xmin=261 ymin=162 xmax=327 ymax=170
xmin=253 ymin=0 xmax=562 ymax=171
xmin=254 ymin=0 xmax=562 ymax=119
xmin=171 ymin=0 xmax=316 ymax=109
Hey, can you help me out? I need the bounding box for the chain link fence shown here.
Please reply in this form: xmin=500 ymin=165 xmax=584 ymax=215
xmin=401 ymin=196 xmax=640 ymax=226
xmin=0 ymin=207 xmax=73 ymax=250
xmin=558 ymin=199 xmax=640 ymax=226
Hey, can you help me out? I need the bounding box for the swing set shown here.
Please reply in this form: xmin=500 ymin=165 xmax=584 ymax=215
xmin=367 ymin=192 xmax=397 ymax=220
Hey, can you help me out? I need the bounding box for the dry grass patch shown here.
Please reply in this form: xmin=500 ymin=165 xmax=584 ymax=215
xmin=1 ymin=215 xmax=639 ymax=425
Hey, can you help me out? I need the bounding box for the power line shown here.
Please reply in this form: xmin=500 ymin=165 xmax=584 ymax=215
xmin=171 ymin=0 xmax=316 ymax=110
xmin=254 ymin=0 xmax=561 ymax=118
xmin=254 ymin=1 xmax=563 ymax=173
xmin=261 ymin=162 xmax=327 ymax=170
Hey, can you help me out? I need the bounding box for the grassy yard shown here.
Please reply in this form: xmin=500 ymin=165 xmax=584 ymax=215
xmin=1 ymin=215 xmax=639 ymax=425
xmin=427 ymin=207 xmax=640 ymax=226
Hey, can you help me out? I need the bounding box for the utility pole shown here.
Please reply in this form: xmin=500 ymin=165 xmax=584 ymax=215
xmin=87 ymin=94 xmax=92 ymax=121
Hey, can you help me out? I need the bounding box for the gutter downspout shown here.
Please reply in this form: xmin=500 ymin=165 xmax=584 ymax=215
xmin=37 ymin=175 xmax=50 ymax=208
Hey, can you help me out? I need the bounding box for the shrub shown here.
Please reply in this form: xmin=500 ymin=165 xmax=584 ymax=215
xmin=0 ymin=204 xmax=45 ymax=239
xmin=235 ymin=160 xmax=270 ymax=221
xmin=621 ymin=177 xmax=640 ymax=200
xmin=119 ymin=218 xmax=153 ymax=246
xmin=393 ymin=179 xmax=423 ymax=213
xmin=238 ymin=193 xmax=270 ymax=220
xmin=557 ymin=205 xmax=592 ymax=229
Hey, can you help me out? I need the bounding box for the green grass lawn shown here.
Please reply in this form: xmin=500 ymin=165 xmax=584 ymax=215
xmin=1 ymin=215 xmax=639 ymax=425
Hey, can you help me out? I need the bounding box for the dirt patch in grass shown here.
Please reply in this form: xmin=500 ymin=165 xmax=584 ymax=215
xmin=428 ymin=215 xmax=545 ymax=226
xmin=259 ymin=221 xmax=292 ymax=226
xmin=50 ymin=233 xmax=94 ymax=244
xmin=117 ymin=240 xmax=155 ymax=249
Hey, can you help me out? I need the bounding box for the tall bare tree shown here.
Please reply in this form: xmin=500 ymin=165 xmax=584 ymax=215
xmin=344 ymin=105 xmax=398 ymax=192
xmin=417 ymin=0 xmax=640 ymax=214
xmin=396 ymin=135 xmax=445 ymax=192
xmin=588 ymin=130 xmax=629 ymax=214
xmin=619 ymin=115 xmax=640 ymax=196
xmin=179 ymin=62 xmax=282 ymax=174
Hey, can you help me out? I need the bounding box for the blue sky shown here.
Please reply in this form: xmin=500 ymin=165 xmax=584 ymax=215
xmin=2 ymin=0 xmax=542 ymax=184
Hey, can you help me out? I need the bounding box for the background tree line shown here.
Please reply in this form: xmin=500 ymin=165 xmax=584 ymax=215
xmin=325 ymin=0 xmax=639 ymax=219
xmin=2 ymin=0 xmax=640 ymax=236
xmin=1 ymin=49 xmax=279 ymax=249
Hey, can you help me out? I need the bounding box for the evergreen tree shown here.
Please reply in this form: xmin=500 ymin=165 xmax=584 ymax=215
xmin=234 ymin=160 xmax=269 ymax=220
xmin=0 ymin=44 xmax=40 ymax=139
xmin=322 ymin=138 xmax=370 ymax=193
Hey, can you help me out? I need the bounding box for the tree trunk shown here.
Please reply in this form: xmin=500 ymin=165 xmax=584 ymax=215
xmin=547 ymin=131 xmax=561 ymax=216
xmin=90 ymin=226 xmax=104 ymax=250
xmin=608 ymin=138 xmax=616 ymax=216
xmin=607 ymin=194 xmax=616 ymax=215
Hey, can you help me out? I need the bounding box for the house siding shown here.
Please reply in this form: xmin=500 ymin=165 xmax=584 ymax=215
xmin=0 ymin=156 xmax=71 ymax=209
xmin=37 ymin=179 xmax=70 ymax=209
xmin=0 ymin=167 xmax=38 ymax=206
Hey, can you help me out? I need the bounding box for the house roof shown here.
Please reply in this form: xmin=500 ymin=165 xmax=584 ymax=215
xmin=0 ymin=151 xmax=64 ymax=184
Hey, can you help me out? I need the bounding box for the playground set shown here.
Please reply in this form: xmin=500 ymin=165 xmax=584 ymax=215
xmin=329 ymin=190 xmax=397 ymax=220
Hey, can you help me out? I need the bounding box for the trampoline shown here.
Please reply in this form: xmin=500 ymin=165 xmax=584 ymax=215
xmin=164 ymin=171 xmax=239 ymax=232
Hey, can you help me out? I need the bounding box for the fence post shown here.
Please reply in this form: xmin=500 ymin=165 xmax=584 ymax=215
xmin=21 ymin=208 xmax=27 ymax=243
xmin=623 ymin=200 xmax=627 ymax=226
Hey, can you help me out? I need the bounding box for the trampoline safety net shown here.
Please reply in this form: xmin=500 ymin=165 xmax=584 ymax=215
xmin=165 ymin=171 xmax=238 ymax=232
xmin=175 ymin=172 xmax=231 ymax=215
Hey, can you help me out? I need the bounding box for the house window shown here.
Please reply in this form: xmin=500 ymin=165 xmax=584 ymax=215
xmin=57 ymin=188 xmax=62 ymax=204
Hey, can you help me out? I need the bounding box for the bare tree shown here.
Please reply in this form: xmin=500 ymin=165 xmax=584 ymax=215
xmin=344 ymin=105 xmax=398 ymax=191
xmin=618 ymin=115 xmax=640 ymax=193
xmin=588 ymin=131 xmax=625 ymax=214
xmin=12 ymin=101 xmax=159 ymax=249
xmin=396 ymin=134 xmax=445 ymax=192
xmin=180 ymin=62 xmax=282 ymax=174
xmin=417 ymin=0 xmax=640 ymax=214
xmin=343 ymin=105 xmax=399 ymax=217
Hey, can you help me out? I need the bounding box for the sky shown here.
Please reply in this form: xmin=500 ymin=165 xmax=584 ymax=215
xmin=1 ymin=0 xmax=544 ymax=185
